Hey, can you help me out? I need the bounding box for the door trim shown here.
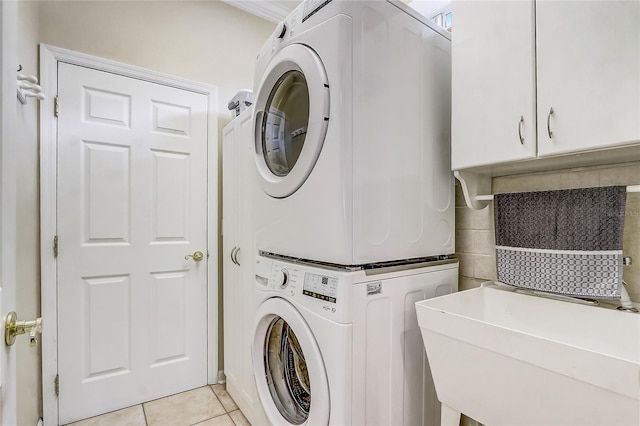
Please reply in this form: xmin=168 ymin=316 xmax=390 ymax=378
xmin=1 ymin=2 xmax=19 ymax=424
xmin=39 ymin=44 xmax=219 ymax=425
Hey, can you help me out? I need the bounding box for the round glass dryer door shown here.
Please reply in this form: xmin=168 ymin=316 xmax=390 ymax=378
xmin=253 ymin=44 xmax=330 ymax=198
xmin=253 ymin=298 xmax=330 ymax=425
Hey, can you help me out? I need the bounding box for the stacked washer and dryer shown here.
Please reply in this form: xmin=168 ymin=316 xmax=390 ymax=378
xmin=249 ymin=1 xmax=457 ymax=425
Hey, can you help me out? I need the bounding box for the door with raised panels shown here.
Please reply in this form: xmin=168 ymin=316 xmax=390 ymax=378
xmin=56 ymin=62 xmax=209 ymax=424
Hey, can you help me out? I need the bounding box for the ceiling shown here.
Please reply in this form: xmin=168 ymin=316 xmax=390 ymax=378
xmin=222 ymin=0 xmax=451 ymax=24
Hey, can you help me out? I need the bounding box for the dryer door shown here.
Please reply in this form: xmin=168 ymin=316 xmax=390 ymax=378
xmin=253 ymin=44 xmax=330 ymax=198
xmin=253 ymin=298 xmax=330 ymax=426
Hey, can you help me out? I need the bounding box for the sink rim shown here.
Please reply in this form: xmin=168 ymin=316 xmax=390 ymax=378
xmin=416 ymin=284 xmax=640 ymax=401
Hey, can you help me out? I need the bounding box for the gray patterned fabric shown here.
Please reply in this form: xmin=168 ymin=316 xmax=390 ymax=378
xmin=494 ymin=186 xmax=627 ymax=299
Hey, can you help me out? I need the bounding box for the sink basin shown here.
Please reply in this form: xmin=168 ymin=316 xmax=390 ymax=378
xmin=416 ymin=284 xmax=640 ymax=426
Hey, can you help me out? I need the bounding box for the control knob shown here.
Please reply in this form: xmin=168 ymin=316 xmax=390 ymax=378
xmin=275 ymin=21 xmax=287 ymax=39
xmin=275 ymin=269 xmax=289 ymax=289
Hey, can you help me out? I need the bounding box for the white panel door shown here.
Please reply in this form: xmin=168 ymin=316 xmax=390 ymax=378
xmin=451 ymin=0 xmax=537 ymax=170
xmin=57 ymin=62 xmax=209 ymax=424
xmin=536 ymin=0 xmax=640 ymax=156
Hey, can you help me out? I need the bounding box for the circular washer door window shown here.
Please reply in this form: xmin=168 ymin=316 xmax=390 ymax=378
xmin=253 ymin=298 xmax=330 ymax=425
xmin=253 ymin=44 xmax=330 ymax=198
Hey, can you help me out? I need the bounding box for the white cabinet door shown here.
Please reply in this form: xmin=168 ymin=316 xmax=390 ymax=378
xmin=452 ymin=0 xmax=537 ymax=170
xmin=222 ymin=107 xmax=268 ymax=426
xmin=57 ymin=63 xmax=209 ymax=424
xmin=222 ymin=114 xmax=242 ymax=394
xmin=537 ymin=1 xmax=640 ymax=157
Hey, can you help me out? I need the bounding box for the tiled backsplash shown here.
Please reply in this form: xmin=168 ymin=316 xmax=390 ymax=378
xmin=455 ymin=161 xmax=640 ymax=301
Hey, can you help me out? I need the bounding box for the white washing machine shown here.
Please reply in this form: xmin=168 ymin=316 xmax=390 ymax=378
xmin=252 ymin=0 xmax=454 ymax=265
xmin=252 ymin=253 xmax=458 ymax=425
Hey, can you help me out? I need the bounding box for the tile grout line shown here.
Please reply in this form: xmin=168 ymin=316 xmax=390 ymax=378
xmin=189 ymin=412 xmax=232 ymax=426
xmin=228 ymin=410 xmax=240 ymax=426
xmin=211 ymin=385 xmax=246 ymax=426
xmin=142 ymin=402 xmax=149 ymax=426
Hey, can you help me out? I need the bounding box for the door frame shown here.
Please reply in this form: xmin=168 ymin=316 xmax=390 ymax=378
xmin=0 ymin=1 xmax=18 ymax=424
xmin=39 ymin=44 xmax=219 ymax=425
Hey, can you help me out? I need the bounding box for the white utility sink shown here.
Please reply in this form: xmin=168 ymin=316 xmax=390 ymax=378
xmin=416 ymin=284 xmax=640 ymax=426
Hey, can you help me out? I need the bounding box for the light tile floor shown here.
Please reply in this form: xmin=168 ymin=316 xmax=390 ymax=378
xmin=66 ymin=385 xmax=251 ymax=426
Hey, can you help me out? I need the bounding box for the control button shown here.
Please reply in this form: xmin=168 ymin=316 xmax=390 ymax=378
xmin=275 ymin=269 xmax=289 ymax=289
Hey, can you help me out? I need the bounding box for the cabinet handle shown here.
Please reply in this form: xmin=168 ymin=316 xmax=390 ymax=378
xmin=518 ymin=116 xmax=524 ymax=144
xmin=547 ymin=107 xmax=554 ymax=138
xmin=230 ymin=247 xmax=238 ymax=265
xmin=234 ymin=247 xmax=241 ymax=266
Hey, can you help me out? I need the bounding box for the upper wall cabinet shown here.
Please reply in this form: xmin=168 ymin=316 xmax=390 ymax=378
xmin=452 ymin=1 xmax=536 ymax=170
xmin=536 ymin=1 xmax=639 ymax=157
xmin=452 ymin=0 xmax=640 ymax=171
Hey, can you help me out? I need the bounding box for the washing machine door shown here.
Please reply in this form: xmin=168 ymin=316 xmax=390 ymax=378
xmin=253 ymin=298 xmax=330 ymax=425
xmin=253 ymin=44 xmax=330 ymax=198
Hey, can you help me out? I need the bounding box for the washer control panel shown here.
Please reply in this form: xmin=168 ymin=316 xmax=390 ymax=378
xmin=256 ymin=255 xmax=351 ymax=323
xmin=268 ymin=263 xmax=301 ymax=298
xmin=302 ymin=273 xmax=337 ymax=303
xmin=266 ymin=261 xmax=340 ymax=303
xmin=268 ymin=264 xmax=339 ymax=304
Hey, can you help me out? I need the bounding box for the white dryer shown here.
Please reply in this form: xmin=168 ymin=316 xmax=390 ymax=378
xmin=252 ymin=0 xmax=455 ymax=265
xmin=252 ymin=253 xmax=458 ymax=425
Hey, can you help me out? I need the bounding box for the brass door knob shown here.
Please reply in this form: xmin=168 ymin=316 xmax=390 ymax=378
xmin=185 ymin=251 xmax=204 ymax=262
xmin=5 ymin=312 xmax=42 ymax=347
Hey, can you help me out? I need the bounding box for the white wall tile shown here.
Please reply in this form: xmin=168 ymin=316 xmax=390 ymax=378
xmin=474 ymin=230 xmax=495 ymax=256
xmin=456 ymin=230 xmax=475 ymax=253
xmin=474 ymin=255 xmax=497 ymax=281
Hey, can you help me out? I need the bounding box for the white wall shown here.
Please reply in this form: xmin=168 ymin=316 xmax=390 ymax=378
xmin=38 ymin=1 xmax=275 ymax=115
xmin=15 ymin=2 xmax=274 ymax=424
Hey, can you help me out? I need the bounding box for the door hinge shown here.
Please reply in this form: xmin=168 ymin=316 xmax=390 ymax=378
xmin=54 ymin=374 xmax=59 ymax=396
xmin=54 ymin=95 xmax=59 ymax=117
xmin=53 ymin=236 xmax=58 ymax=257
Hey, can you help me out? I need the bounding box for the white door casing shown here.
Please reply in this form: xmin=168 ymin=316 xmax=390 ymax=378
xmin=39 ymin=46 xmax=218 ymax=425
xmin=0 ymin=1 xmax=18 ymax=424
